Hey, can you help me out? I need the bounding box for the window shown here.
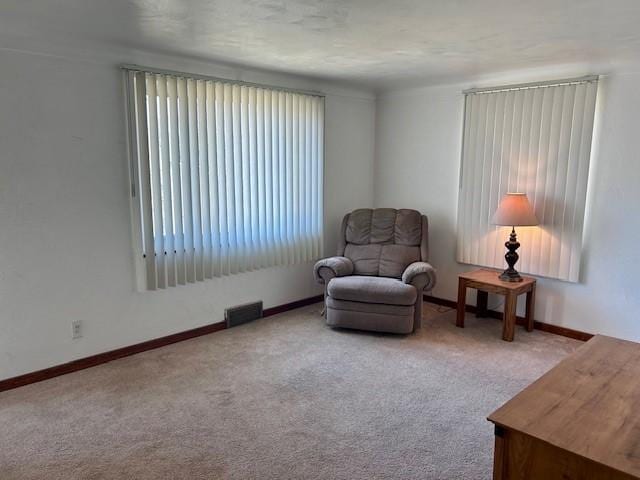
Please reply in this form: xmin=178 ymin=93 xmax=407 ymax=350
xmin=456 ymin=77 xmax=598 ymax=282
xmin=124 ymin=67 xmax=324 ymax=290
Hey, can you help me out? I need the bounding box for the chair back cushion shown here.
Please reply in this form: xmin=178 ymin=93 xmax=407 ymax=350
xmin=340 ymin=208 xmax=426 ymax=278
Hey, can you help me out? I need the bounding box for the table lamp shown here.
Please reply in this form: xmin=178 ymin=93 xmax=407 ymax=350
xmin=492 ymin=193 xmax=539 ymax=282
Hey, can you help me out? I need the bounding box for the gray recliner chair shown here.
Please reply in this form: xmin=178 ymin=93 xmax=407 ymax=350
xmin=314 ymin=208 xmax=436 ymax=334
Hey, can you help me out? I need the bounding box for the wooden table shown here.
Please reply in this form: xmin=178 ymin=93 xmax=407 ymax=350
xmin=456 ymin=269 xmax=536 ymax=342
xmin=488 ymin=335 xmax=640 ymax=479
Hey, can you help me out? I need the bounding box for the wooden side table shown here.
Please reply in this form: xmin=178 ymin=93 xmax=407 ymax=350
xmin=456 ymin=269 xmax=536 ymax=342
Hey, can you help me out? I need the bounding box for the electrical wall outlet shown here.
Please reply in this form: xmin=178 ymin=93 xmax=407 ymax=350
xmin=71 ymin=320 xmax=82 ymax=339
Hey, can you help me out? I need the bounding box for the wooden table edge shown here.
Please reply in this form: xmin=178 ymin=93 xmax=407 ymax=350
xmin=458 ymin=268 xmax=536 ymax=286
xmin=486 ymin=418 xmax=640 ymax=479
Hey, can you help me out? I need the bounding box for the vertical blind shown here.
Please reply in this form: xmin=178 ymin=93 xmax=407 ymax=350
xmin=124 ymin=68 xmax=325 ymax=290
xmin=457 ymin=77 xmax=598 ymax=282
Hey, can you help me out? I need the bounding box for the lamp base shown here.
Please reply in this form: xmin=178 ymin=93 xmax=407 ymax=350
xmin=500 ymin=227 xmax=524 ymax=282
xmin=499 ymin=268 xmax=523 ymax=282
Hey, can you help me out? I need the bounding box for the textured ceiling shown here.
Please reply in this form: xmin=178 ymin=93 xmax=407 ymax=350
xmin=2 ymin=0 xmax=640 ymax=89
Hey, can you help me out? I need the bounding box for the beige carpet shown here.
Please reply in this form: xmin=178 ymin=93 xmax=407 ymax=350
xmin=0 ymin=302 xmax=579 ymax=480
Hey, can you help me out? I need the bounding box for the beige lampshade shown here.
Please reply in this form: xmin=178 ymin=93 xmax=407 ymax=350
xmin=492 ymin=193 xmax=539 ymax=227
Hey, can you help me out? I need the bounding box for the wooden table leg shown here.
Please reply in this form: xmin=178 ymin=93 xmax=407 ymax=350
xmin=493 ymin=426 xmax=505 ymax=480
xmin=503 ymin=292 xmax=517 ymax=341
xmin=525 ymin=285 xmax=536 ymax=332
xmin=456 ymin=278 xmax=466 ymax=328
xmin=476 ymin=290 xmax=488 ymax=318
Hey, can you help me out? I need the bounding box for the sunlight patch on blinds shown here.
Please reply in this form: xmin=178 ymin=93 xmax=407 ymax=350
xmin=456 ymin=78 xmax=598 ymax=282
xmin=125 ymin=69 xmax=324 ymax=290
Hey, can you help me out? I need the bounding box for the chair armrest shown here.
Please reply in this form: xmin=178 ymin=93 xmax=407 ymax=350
xmin=402 ymin=262 xmax=437 ymax=291
xmin=313 ymin=256 xmax=354 ymax=284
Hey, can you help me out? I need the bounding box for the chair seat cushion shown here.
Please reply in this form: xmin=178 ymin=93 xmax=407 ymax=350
xmin=327 ymin=276 xmax=417 ymax=306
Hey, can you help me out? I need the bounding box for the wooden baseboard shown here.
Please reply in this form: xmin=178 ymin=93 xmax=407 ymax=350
xmin=0 ymin=294 xmax=324 ymax=393
xmin=263 ymin=295 xmax=323 ymax=317
xmin=424 ymin=294 xmax=593 ymax=342
xmin=423 ymin=295 xmax=459 ymax=310
xmin=1 ymin=292 xmax=588 ymax=393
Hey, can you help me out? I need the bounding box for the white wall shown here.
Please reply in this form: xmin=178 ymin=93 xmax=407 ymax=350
xmin=0 ymin=47 xmax=375 ymax=380
xmin=375 ymin=67 xmax=640 ymax=341
xmin=4 ymin=39 xmax=638 ymax=381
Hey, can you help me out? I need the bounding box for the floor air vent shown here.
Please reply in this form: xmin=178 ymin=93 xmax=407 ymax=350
xmin=225 ymin=301 xmax=263 ymax=328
